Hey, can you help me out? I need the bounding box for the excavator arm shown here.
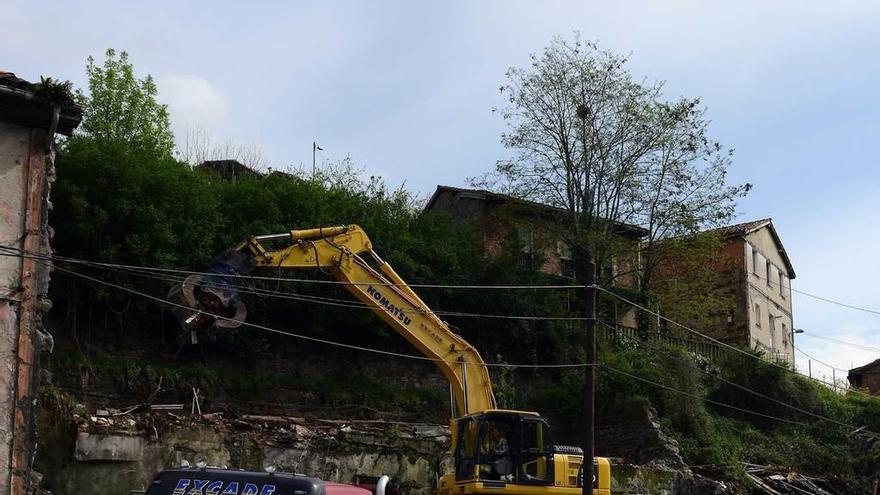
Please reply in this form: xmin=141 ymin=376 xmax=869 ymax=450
xmin=170 ymin=225 xmax=496 ymax=416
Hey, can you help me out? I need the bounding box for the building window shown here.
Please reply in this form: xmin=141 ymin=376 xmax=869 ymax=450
xmin=769 ymin=315 xmax=776 ymax=347
xmin=557 ymin=240 xmax=574 ymax=278
xmin=751 ymin=247 xmax=758 ymax=275
xmin=754 ymin=304 xmax=761 ymax=328
xmin=600 ymin=256 xmax=617 ymax=282
xmin=517 ymin=224 xmax=534 ymax=269
xmin=766 ymin=261 xmax=773 ymax=287
xmin=781 ymin=323 xmax=788 ymax=347
xmin=517 ymin=225 xmax=533 ymax=253
xmin=779 ymin=271 xmax=786 ymax=297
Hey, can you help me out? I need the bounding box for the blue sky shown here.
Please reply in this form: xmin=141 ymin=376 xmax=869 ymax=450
xmin=3 ymin=1 xmax=879 ymax=379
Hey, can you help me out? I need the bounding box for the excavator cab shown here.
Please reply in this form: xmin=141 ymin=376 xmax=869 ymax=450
xmin=452 ymin=411 xmax=555 ymax=485
xmin=445 ymin=411 xmax=611 ymax=495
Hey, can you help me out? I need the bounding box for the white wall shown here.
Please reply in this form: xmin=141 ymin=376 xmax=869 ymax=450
xmin=744 ymin=227 xmax=795 ymax=366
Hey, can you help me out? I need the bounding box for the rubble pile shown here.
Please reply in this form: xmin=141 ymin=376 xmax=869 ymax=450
xmin=75 ymin=403 xmax=451 ymax=447
xmin=743 ymin=464 xmax=839 ymax=495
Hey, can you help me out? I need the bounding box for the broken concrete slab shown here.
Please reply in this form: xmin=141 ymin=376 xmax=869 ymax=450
xmin=74 ymin=433 xmax=145 ymax=462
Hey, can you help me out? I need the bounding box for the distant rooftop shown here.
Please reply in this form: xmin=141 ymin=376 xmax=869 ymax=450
xmin=427 ymin=185 xmax=649 ymax=237
xmin=196 ymin=159 xmax=262 ymax=180
xmin=713 ymin=218 xmax=773 ymax=238
xmin=710 ymin=218 xmax=795 ymax=279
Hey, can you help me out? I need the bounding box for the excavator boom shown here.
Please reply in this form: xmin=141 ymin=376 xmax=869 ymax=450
xmin=170 ymin=225 xmax=496 ymax=415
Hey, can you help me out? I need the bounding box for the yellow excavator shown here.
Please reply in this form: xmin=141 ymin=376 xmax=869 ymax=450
xmin=168 ymin=225 xmax=611 ymax=495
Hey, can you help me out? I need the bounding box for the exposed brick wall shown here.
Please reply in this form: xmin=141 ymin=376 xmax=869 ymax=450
xmin=850 ymin=362 xmax=880 ymax=395
xmin=427 ymin=188 xmax=641 ymax=285
xmin=722 ymin=238 xmax=751 ymax=347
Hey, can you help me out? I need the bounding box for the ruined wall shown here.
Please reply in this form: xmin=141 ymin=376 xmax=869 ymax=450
xmin=38 ymin=414 xmax=453 ymax=495
xmin=0 ymin=121 xmax=54 ymax=495
xmin=0 ymin=120 xmax=32 ymax=495
xmin=36 ymin=412 xmax=703 ymax=495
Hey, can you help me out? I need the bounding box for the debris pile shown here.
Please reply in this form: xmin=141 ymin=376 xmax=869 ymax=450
xmin=743 ymin=464 xmax=839 ymax=495
xmin=74 ymin=402 xmax=451 ymax=447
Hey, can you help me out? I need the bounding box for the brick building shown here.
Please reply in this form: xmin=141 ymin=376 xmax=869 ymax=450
xmin=425 ymin=185 xmax=647 ymax=326
xmin=698 ymin=219 xmax=796 ymax=364
xmin=848 ymin=359 xmax=880 ymax=395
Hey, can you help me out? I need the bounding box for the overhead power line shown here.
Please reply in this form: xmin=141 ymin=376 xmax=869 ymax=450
xmin=600 ymin=364 xmax=811 ymax=428
xmin=44 ymin=262 xmax=597 ymax=370
xmin=594 ymin=286 xmax=880 ymax=402
xmin=99 ymin=261 xmax=589 ymax=321
xmin=597 ymin=320 xmax=873 ymax=436
xmin=0 ymin=249 xmax=590 ymax=322
xmin=6 ymin=246 xmax=876 ymax=436
xmin=47 ymin=255 xmax=864 ymax=434
xmin=791 ymin=287 xmax=880 ymax=317
xmin=798 ymin=332 xmax=880 ymax=354
xmin=764 ymin=277 xmax=880 ymax=317
xmin=0 ymin=245 xmax=586 ymax=291
xmin=793 ymin=345 xmax=849 ymax=373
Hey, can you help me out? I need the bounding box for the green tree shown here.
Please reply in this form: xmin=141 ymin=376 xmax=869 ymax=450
xmin=76 ymin=49 xmax=174 ymax=155
xmin=480 ymin=34 xmax=749 ymax=324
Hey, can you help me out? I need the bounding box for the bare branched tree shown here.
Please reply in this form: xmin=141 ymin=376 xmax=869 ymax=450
xmin=176 ymin=125 xmax=267 ymax=171
xmin=287 ymin=155 xmax=415 ymax=208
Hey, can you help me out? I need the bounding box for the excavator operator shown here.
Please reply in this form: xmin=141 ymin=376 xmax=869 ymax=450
xmin=480 ymin=422 xmax=512 ymax=480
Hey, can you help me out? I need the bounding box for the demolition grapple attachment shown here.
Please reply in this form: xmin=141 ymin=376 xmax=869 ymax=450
xmin=167 ymin=249 xmax=256 ymax=342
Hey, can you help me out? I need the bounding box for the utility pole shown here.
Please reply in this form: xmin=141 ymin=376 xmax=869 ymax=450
xmin=582 ymin=259 xmax=596 ymax=495
xmin=312 ymin=141 xmax=323 ymax=176
xmin=808 ymin=359 xmax=812 ymax=379
xmin=575 ymin=101 xmax=596 ymax=495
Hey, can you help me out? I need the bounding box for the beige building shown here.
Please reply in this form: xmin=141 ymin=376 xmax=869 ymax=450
xmin=722 ymin=219 xmax=796 ymax=365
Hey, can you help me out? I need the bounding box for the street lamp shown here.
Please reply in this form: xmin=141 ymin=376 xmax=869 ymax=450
xmin=312 ymin=141 xmax=323 ymax=176
xmin=792 ymin=328 xmax=807 ymax=375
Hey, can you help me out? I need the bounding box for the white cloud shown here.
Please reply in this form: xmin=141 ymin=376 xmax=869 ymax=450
xmin=157 ymin=74 xmax=230 ymax=138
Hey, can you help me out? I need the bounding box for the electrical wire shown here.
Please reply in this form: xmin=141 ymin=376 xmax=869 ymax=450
xmin=0 ymin=245 xmax=586 ymax=290
xmin=797 ymin=332 xmax=880 ymax=354
xmin=8 ymin=247 xmax=874 ymax=433
xmin=597 ymin=320 xmax=875 ymax=436
xmin=0 ymin=249 xmax=592 ymax=322
xmin=790 ymin=287 xmax=880 ymax=317
xmin=758 ymin=274 xmax=880 ymax=316
xmin=7 ymin=244 xmax=878 ymax=407
xmin=793 ymin=345 xmax=849 ymax=374
xmin=43 ymin=262 xmax=597 ymax=370
xmin=6 ymin=244 xmax=871 ymax=386
xmin=594 ymin=285 xmax=880 ymax=402
xmin=599 ymin=364 xmax=812 ymax=428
